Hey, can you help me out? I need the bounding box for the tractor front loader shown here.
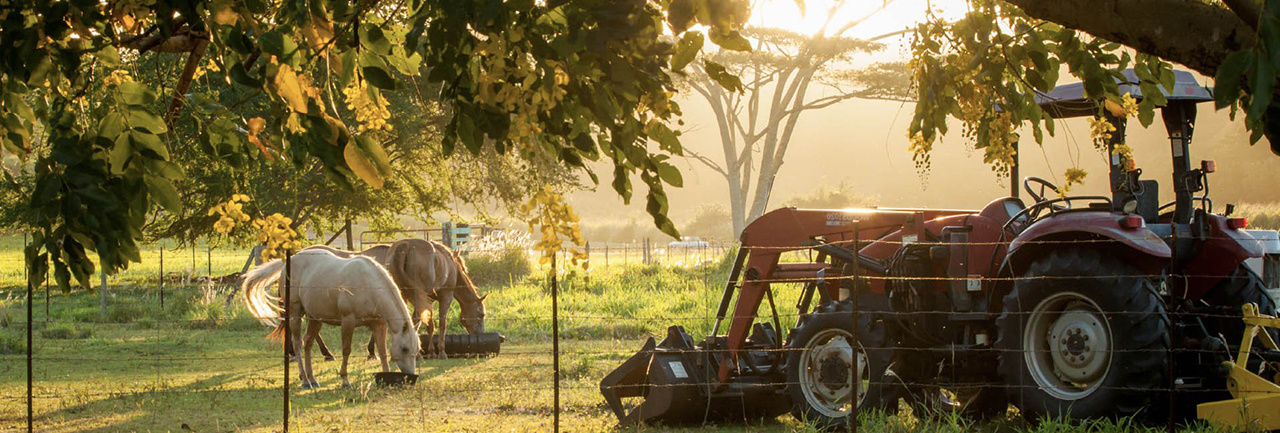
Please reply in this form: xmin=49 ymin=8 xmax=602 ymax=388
xmin=600 ymin=206 xmax=1005 ymax=428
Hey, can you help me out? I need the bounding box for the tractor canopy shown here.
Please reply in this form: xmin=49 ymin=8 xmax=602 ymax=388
xmin=1034 ymin=69 xmax=1212 ymax=119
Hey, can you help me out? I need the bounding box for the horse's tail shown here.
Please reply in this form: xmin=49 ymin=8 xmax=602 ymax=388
xmin=241 ymin=259 xmax=286 ymax=327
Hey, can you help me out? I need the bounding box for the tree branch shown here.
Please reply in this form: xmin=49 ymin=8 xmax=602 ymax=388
xmin=164 ymin=39 xmax=209 ymax=125
xmin=1004 ymin=0 xmax=1255 ymax=76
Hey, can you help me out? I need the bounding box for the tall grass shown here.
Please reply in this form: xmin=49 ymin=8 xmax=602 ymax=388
xmin=1235 ymin=202 xmax=1280 ymax=231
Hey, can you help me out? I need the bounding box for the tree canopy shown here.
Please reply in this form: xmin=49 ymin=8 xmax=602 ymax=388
xmin=0 ymin=0 xmax=754 ymax=290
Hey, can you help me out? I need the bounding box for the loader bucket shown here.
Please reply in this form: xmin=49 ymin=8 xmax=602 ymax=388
xmin=600 ymin=327 xmax=711 ymax=426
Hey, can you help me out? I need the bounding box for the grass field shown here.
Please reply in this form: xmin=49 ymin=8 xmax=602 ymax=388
xmin=0 ymin=236 xmax=1243 ymax=432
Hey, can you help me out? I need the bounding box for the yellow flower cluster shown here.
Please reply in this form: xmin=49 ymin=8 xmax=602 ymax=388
xmin=207 ymin=194 xmax=251 ymax=234
xmin=343 ymin=82 xmax=392 ymax=133
xmin=254 ymin=213 xmax=303 ymax=260
xmin=471 ymin=33 xmax=570 ymax=151
xmin=1120 ymin=93 xmax=1139 ymax=118
xmin=521 ymin=185 xmax=588 ymax=270
xmin=103 ymin=70 xmax=134 ymax=86
xmin=1089 ymin=116 xmax=1116 ymax=146
xmin=1063 ymin=168 xmax=1088 ymax=193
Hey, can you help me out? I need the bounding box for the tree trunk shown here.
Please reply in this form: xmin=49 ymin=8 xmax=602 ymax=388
xmin=1004 ymin=0 xmax=1254 ymax=76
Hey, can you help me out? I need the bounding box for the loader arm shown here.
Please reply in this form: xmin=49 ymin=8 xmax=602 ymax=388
xmin=714 ymin=207 xmax=973 ymax=383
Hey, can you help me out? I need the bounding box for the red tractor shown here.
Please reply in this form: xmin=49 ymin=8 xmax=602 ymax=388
xmin=601 ymin=70 xmax=1278 ymax=428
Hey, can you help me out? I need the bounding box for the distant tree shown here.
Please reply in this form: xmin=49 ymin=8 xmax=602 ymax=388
xmin=680 ymin=1 xmax=911 ymax=236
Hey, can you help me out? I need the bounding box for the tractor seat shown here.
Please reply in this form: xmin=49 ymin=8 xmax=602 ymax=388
xmin=979 ymin=196 xmax=1028 ymax=226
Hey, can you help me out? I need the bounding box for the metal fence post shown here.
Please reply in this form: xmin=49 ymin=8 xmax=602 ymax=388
xmin=159 ymin=245 xmax=165 ymax=309
xmin=551 ymin=253 xmax=560 ymax=433
xmin=283 ymin=251 xmax=291 ymax=433
xmin=850 ymin=222 xmax=860 ymax=433
xmin=26 ymin=257 xmax=33 ymax=433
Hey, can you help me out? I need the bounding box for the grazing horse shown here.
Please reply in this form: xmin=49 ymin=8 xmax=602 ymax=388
xmin=295 ymin=244 xmax=431 ymax=360
xmin=385 ymin=239 xmax=488 ymax=359
xmin=298 ymin=240 xmax=486 ymax=359
xmin=242 ymin=249 xmax=418 ymax=388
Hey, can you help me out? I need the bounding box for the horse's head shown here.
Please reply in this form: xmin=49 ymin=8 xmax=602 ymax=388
xmin=460 ymin=293 xmax=487 ymax=334
xmin=388 ymin=321 xmax=420 ymax=375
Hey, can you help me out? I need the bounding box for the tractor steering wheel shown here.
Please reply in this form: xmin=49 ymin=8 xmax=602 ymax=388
xmin=1023 ymin=176 xmax=1064 ymax=205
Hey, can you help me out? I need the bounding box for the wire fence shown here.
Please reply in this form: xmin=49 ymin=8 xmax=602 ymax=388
xmin=1 ymin=232 xmax=1279 ymax=432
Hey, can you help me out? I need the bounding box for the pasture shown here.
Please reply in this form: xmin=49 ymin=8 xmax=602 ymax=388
xmin=0 ymin=236 xmax=1235 ymax=432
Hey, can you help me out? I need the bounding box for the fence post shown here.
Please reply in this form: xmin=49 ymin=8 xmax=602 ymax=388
xmin=43 ymin=256 xmax=49 ymax=323
xmin=551 ymin=253 xmax=560 ymax=433
xmin=26 ymin=256 xmax=33 ymax=433
xmin=207 ymin=246 xmax=212 ymax=277
xmin=99 ymin=270 xmax=108 ymax=321
xmin=159 ymin=245 xmax=165 ymax=310
xmin=283 ymin=251 xmax=291 ymax=433
xmin=850 ymin=222 xmax=860 ymax=433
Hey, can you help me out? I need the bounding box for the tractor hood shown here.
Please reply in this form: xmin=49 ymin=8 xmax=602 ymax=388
xmin=1035 ymin=69 xmax=1212 ymax=119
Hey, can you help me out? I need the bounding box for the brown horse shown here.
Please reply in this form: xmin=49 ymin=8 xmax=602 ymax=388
xmin=385 ymin=239 xmax=487 ymax=359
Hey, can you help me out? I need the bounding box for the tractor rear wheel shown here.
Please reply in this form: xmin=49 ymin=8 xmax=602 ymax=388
xmin=1203 ymin=265 xmax=1279 ymax=342
xmin=787 ymin=299 xmax=894 ymax=430
xmin=997 ymin=247 xmax=1169 ymax=421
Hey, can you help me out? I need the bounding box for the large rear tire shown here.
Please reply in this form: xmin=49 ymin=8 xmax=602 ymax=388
xmin=787 ymin=299 xmax=895 ymax=430
xmin=1203 ymin=265 xmax=1279 ymax=342
xmin=997 ymin=247 xmax=1169 ymax=421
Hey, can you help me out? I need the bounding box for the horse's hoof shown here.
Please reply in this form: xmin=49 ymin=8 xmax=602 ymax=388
xmin=324 ymin=356 xmax=335 ymax=361
xmin=298 ymin=381 xmax=313 ymax=390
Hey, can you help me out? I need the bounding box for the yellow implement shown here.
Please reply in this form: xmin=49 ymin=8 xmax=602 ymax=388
xmin=1197 ymin=304 xmax=1280 ymax=431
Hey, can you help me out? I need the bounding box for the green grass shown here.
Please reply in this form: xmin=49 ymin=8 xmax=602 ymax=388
xmin=0 ymin=235 xmax=255 ymax=291
xmin=0 ymin=237 xmax=1252 ymax=432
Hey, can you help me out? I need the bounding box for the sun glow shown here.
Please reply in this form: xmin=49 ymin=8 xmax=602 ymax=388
xmin=748 ymin=0 xmax=969 ymax=39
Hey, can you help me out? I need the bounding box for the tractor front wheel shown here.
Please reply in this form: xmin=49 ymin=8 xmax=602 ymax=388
xmin=787 ymin=299 xmax=894 ymax=430
xmin=997 ymin=247 xmax=1169 ymax=421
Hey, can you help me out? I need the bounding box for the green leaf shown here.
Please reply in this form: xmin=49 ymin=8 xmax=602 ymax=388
xmin=229 ymin=62 xmax=263 ymax=88
xmin=648 ymin=122 xmax=682 ymax=155
xmin=704 ymin=60 xmax=743 ymax=92
xmin=117 ymin=82 xmax=151 ymax=106
xmin=109 ymin=137 xmax=131 ymax=173
xmin=671 ymin=31 xmax=704 ymax=71
xmin=144 ymin=175 xmax=182 ymax=213
xmin=260 ymin=30 xmax=299 ymax=66
xmin=130 ymin=132 xmax=169 ymax=159
xmin=1215 ymin=50 xmax=1252 ymax=109
xmin=361 ymin=65 xmax=397 ymax=90
xmin=361 ymin=24 xmax=393 ymax=56
xmin=655 ymin=162 xmax=683 ymax=187
xmin=126 ymin=106 xmax=167 ymax=134
xmin=354 ymin=134 xmax=392 ymax=175
xmin=709 ymin=29 xmax=751 ymax=52
xmin=343 ymin=140 xmax=384 ymax=189
xmin=97 ymin=112 xmax=126 ymax=139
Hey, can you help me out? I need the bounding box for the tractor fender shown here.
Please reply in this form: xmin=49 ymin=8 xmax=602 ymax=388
xmin=1005 ymin=212 xmax=1171 ymax=277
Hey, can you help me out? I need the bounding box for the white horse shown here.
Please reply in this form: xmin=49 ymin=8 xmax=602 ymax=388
xmin=242 ymin=249 xmax=418 ymax=388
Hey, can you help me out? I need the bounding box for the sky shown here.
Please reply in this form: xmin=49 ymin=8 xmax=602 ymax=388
xmin=566 ymin=0 xmax=1277 ymax=233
